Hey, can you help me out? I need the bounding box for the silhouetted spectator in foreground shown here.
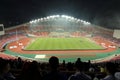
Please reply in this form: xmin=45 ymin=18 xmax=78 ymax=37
xmin=43 ymin=56 xmax=67 ymax=80
xmin=66 ymin=62 xmax=74 ymax=71
xmin=68 ymin=60 xmax=91 ymax=80
xmin=114 ymin=72 xmax=120 ymax=80
xmin=100 ymin=62 xmax=116 ymax=80
xmin=20 ymin=61 xmax=42 ymax=80
xmin=16 ymin=57 xmax=23 ymax=69
xmin=0 ymin=58 xmax=15 ymax=80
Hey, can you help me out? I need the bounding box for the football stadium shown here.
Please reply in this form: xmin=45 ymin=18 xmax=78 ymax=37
xmin=1 ymin=0 xmax=120 ymax=79
xmin=0 ymin=15 xmax=120 ymax=63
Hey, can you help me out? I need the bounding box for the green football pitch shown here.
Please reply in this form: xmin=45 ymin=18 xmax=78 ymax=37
xmin=25 ymin=37 xmax=104 ymax=50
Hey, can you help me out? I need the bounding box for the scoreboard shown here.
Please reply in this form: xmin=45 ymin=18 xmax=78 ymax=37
xmin=113 ymin=29 xmax=120 ymax=39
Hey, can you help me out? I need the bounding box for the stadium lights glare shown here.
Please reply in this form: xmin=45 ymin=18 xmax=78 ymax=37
xmin=40 ymin=18 xmax=43 ymax=21
xmin=30 ymin=21 xmax=33 ymax=23
xmin=87 ymin=22 xmax=91 ymax=24
xmin=70 ymin=17 xmax=74 ymax=20
xmin=77 ymin=19 xmax=80 ymax=22
xmin=74 ymin=18 xmax=77 ymax=21
xmin=43 ymin=17 xmax=46 ymax=20
xmin=83 ymin=21 xmax=91 ymax=25
xmin=47 ymin=16 xmax=50 ymax=19
xmin=30 ymin=20 xmax=37 ymax=23
xmin=34 ymin=19 xmax=38 ymax=23
xmin=38 ymin=19 xmax=40 ymax=21
xmin=49 ymin=15 xmax=59 ymax=18
xmin=61 ymin=15 xmax=74 ymax=20
xmin=56 ymin=15 xmax=60 ymax=17
xmin=61 ymin=15 xmax=65 ymax=18
xmin=66 ymin=16 xmax=71 ymax=19
xmin=80 ymin=20 xmax=84 ymax=22
xmin=51 ymin=15 xmax=56 ymax=18
xmin=29 ymin=14 xmax=91 ymax=25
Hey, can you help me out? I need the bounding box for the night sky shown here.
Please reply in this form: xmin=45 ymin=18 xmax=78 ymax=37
xmin=0 ymin=0 xmax=120 ymax=29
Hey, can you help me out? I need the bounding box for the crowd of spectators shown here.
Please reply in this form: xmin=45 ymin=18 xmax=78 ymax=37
xmin=0 ymin=33 xmax=26 ymax=52
xmin=0 ymin=56 xmax=120 ymax=80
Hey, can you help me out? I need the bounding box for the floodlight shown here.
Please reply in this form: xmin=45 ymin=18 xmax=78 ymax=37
xmin=83 ymin=21 xmax=86 ymax=23
xmin=56 ymin=15 xmax=60 ymax=17
xmin=30 ymin=21 xmax=33 ymax=23
xmin=51 ymin=15 xmax=56 ymax=18
xmin=71 ymin=17 xmax=74 ymax=20
xmin=38 ymin=19 xmax=40 ymax=21
xmin=40 ymin=18 xmax=43 ymax=21
xmin=43 ymin=17 xmax=47 ymax=20
xmin=61 ymin=15 xmax=64 ymax=17
xmin=77 ymin=19 xmax=80 ymax=22
xmin=34 ymin=19 xmax=37 ymax=23
xmin=74 ymin=18 xmax=77 ymax=21
xmin=65 ymin=16 xmax=69 ymax=19
xmin=81 ymin=20 xmax=84 ymax=22
xmin=47 ymin=16 xmax=50 ymax=19
xmin=86 ymin=22 xmax=91 ymax=24
xmin=83 ymin=21 xmax=91 ymax=25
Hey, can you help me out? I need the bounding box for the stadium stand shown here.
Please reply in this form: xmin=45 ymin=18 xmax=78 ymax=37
xmin=0 ymin=56 xmax=120 ymax=80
